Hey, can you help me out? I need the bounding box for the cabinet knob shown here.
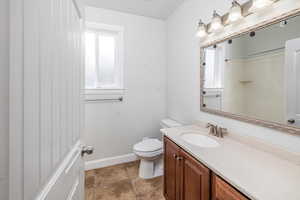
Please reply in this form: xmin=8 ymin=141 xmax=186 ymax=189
xmin=173 ymin=154 xmax=177 ymax=159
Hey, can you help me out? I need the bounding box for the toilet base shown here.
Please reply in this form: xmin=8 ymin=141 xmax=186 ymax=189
xmin=139 ymin=157 xmax=163 ymax=179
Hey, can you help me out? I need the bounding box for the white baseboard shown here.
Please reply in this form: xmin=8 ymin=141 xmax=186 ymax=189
xmin=85 ymin=153 xmax=138 ymax=171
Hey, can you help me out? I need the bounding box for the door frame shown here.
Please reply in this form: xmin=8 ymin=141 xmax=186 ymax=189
xmin=9 ymin=0 xmax=84 ymax=199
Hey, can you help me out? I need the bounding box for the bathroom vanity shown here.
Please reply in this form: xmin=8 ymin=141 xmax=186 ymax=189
xmin=162 ymin=125 xmax=300 ymax=200
xmin=164 ymin=136 xmax=248 ymax=200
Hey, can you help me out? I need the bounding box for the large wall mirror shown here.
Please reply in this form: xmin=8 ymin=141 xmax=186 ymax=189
xmin=200 ymin=13 xmax=300 ymax=134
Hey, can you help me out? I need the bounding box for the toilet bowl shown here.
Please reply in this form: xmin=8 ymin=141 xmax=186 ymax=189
xmin=133 ymin=138 xmax=163 ymax=179
xmin=133 ymin=119 xmax=182 ymax=179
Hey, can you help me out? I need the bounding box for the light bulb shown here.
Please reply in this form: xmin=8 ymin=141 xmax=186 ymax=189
xmin=250 ymin=0 xmax=274 ymax=11
xmin=210 ymin=10 xmax=224 ymax=32
xmin=196 ymin=20 xmax=207 ymax=38
xmin=228 ymin=1 xmax=242 ymax=22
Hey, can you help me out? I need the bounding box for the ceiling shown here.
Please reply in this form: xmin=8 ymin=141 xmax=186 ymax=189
xmin=84 ymin=0 xmax=185 ymax=20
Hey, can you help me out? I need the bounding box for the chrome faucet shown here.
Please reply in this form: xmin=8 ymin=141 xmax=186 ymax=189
xmin=206 ymin=123 xmax=217 ymax=136
xmin=206 ymin=123 xmax=227 ymax=138
xmin=217 ymin=127 xmax=228 ymax=138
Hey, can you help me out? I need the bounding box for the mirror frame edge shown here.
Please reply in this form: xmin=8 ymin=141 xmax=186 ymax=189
xmin=200 ymin=8 xmax=300 ymax=135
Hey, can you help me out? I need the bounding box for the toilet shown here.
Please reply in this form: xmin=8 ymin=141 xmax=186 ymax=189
xmin=133 ymin=119 xmax=182 ymax=179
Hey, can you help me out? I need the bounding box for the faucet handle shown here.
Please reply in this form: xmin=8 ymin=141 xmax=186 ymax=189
xmin=206 ymin=123 xmax=215 ymax=135
xmin=206 ymin=123 xmax=212 ymax=128
xmin=206 ymin=123 xmax=216 ymax=128
xmin=218 ymin=127 xmax=228 ymax=138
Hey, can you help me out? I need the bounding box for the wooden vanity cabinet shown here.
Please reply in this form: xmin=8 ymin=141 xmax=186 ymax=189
xmin=180 ymin=150 xmax=210 ymax=200
xmin=164 ymin=136 xmax=210 ymax=200
xmin=164 ymin=136 xmax=181 ymax=200
xmin=164 ymin=136 xmax=249 ymax=200
xmin=212 ymin=174 xmax=248 ymax=200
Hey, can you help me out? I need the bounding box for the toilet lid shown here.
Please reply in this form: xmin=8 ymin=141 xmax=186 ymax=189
xmin=134 ymin=139 xmax=163 ymax=152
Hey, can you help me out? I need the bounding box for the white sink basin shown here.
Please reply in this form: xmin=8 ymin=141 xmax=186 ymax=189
xmin=181 ymin=132 xmax=219 ymax=148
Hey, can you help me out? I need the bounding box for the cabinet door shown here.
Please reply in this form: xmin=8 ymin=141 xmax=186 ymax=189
xmin=164 ymin=136 xmax=181 ymax=200
xmin=180 ymin=150 xmax=210 ymax=200
xmin=212 ymin=174 xmax=249 ymax=200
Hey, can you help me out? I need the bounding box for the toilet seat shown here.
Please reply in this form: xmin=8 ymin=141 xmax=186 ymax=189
xmin=133 ymin=138 xmax=163 ymax=158
xmin=134 ymin=138 xmax=162 ymax=152
xmin=134 ymin=148 xmax=163 ymax=158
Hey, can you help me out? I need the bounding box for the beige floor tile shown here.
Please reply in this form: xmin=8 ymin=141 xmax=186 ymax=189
xmin=85 ymin=188 xmax=95 ymax=200
xmin=132 ymin=176 xmax=163 ymax=196
xmin=125 ymin=161 xmax=140 ymax=179
xmin=86 ymin=169 xmax=95 ymax=178
xmin=136 ymin=191 xmax=165 ymax=200
xmin=95 ymin=179 xmax=137 ymax=200
xmin=94 ymin=164 xmax=129 ymax=186
xmin=85 ymin=176 xmax=95 ymax=189
xmin=85 ymin=161 xmax=164 ymax=200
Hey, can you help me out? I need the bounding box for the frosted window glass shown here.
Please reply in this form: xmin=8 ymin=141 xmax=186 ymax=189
xmin=98 ymin=34 xmax=116 ymax=86
xmin=205 ymin=49 xmax=216 ymax=88
xmin=204 ymin=47 xmax=224 ymax=89
xmin=85 ymin=27 xmax=122 ymax=90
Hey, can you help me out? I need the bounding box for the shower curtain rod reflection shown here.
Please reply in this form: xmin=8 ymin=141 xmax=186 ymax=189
xmin=225 ymin=46 xmax=285 ymax=62
xmin=247 ymin=46 xmax=285 ymax=57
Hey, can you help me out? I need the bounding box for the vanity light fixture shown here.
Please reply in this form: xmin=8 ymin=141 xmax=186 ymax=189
xmin=250 ymin=0 xmax=274 ymax=11
xmin=228 ymin=1 xmax=243 ymax=22
xmin=210 ymin=10 xmax=224 ymax=32
xmin=196 ymin=20 xmax=208 ymax=38
xmin=196 ymin=0 xmax=279 ymax=39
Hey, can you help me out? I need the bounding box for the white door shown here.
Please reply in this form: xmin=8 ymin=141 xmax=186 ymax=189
xmin=285 ymin=38 xmax=300 ymax=127
xmin=9 ymin=0 xmax=90 ymax=199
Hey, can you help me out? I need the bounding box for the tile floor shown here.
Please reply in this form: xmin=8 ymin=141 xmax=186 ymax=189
xmin=85 ymin=161 xmax=165 ymax=200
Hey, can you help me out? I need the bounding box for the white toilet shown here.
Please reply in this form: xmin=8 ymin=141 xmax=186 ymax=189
xmin=133 ymin=119 xmax=182 ymax=179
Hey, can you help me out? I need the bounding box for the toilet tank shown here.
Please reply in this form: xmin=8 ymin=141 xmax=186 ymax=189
xmin=160 ymin=119 xmax=182 ymax=128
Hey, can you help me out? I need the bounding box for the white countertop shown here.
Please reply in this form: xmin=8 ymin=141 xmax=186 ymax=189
xmin=161 ymin=125 xmax=300 ymax=200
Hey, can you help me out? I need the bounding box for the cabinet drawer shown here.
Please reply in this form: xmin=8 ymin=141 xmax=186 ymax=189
xmin=212 ymin=174 xmax=249 ymax=200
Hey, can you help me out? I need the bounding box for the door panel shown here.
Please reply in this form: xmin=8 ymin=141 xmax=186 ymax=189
xmin=181 ymin=150 xmax=210 ymax=200
xmin=212 ymin=174 xmax=248 ymax=200
xmin=42 ymin=144 xmax=82 ymax=200
xmin=11 ymin=0 xmax=85 ymax=199
xmin=164 ymin=137 xmax=180 ymax=200
xmin=286 ymin=38 xmax=300 ymax=127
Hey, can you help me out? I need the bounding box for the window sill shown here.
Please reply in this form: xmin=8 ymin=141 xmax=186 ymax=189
xmin=85 ymin=88 xmax=125 ymax=95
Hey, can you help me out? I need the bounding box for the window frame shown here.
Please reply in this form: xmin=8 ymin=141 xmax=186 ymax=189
xmin=85 ymin=22 xmax=124 ymax=95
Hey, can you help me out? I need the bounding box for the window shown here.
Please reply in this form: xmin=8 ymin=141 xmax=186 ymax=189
xmin=85 ymin=23 xmax=124 ymax=91
xmin=204 ymin=46 xmax=224 ymax=89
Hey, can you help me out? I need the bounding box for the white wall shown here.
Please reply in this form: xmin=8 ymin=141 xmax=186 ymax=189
xmin=223 ymin=59 xmax=246 ymax=114
xmin=0 ymin=0 xmax=9 ymax=199
xmin=243 ymin=53 xmax=285 ymax=123
xmin=84 ymin=7 xmax=167 ymax=161
xmin=166 ymin=0 xmax=300 ymax=153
